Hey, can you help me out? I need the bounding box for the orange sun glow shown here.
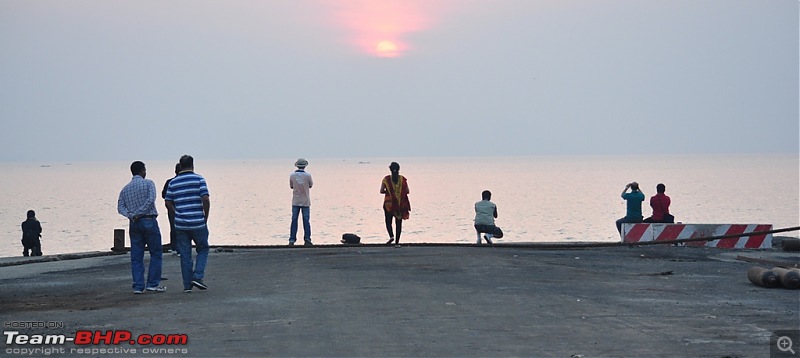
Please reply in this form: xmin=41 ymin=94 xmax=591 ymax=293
xmin=322 ymin=0 xmax=447 ymax=58
xmin=376 ymin=40 xmax=399 ymax=57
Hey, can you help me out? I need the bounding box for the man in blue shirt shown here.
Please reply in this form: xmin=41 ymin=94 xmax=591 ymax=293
xmin=615 ymin=181 xmax=645 ymax=234
xmin=165 ymin=155 xmax=211 ymax=293
xmin=118 ymin=161 xmax=165 ymax=294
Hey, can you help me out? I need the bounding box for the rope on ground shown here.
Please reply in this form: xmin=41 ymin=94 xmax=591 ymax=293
xmin=210 ymin=226 xmax=800 ymax=250
xmin=3 ymin=227 xmax=798 ymax=267
xmin=0 ymin=251 xmax=125 ymax=267
xmin=491 ymin=226 xmax=800 ymax=250
xmin=735 ymin=255 xmax=800 ymax=269
xmin=617 ymin=225 xmax=799 ymax=247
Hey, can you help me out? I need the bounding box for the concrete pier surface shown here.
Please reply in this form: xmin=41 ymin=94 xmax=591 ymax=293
xmin=1 ymin=245 xmax=798 ymax=357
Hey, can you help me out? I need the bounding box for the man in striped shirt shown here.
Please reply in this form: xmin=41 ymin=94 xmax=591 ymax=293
xmin=165 ymin=155 xmax=211 ymax=293
xmin=117 ymin=161 xmax=165 ymax=294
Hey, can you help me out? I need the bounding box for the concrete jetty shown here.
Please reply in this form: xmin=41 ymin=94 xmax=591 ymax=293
xmin=1 ymin=245 xmax=798 ymax=357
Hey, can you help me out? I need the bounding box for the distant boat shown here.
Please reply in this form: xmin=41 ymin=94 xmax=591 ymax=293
xmin=40 ymin=164 xmax=51 ymax=168
xmin=358 ymin=161 xmax=370 ymax=164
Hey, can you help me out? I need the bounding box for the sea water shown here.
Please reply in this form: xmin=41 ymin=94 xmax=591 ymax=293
xmin=0 ymin=154 xmax=797 ymax=258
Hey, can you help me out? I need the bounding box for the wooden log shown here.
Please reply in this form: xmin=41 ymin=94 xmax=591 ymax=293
xmin=771 ymin=267 xmax=800 ymax=289
xmin=735 ymin=255 xmax=800 ymax=268
xmin=781 ymin=238 xmax=800 ymax=252
xmin=747 ymin=266 xmax=780 ymax=288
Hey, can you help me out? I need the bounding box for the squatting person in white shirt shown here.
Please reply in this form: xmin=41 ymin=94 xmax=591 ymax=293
xmin=474 ymin=190 xmax=502 ymax=245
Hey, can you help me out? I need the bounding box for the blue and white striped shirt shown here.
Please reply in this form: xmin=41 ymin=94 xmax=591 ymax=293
xmin=165 ymin=171 xmax=210 ymax=230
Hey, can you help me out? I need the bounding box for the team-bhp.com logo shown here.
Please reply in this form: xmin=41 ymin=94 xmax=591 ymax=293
xmin=75 ymin=330 xmax=188 ymax=345
xmin=5 ymin=330 xmax=188 ymax=345
xmin=5 ymin=330 xmax=189 ymax=355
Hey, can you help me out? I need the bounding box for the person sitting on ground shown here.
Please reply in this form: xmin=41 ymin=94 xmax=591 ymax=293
xmin=615 ymin=181 xmax=645 ymax=234
xmin=644 ymin=183 xmax=674 ymax=223
xmin=21 ymin=210 xmax=42 ymax=257
xmin=474 ymin=190 xmax=501 ymax=245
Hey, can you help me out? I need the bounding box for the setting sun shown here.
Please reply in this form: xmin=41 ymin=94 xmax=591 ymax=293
xmin=321 ymin=0 xmax=445 ymax=57
xmin=376 ymin=40 xmax=399 ymax=57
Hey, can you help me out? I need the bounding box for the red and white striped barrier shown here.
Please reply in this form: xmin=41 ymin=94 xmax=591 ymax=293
xmin=621 ymin=223 xmax=773 ymax=249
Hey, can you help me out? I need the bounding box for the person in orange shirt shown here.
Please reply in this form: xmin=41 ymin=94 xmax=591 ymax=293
xmin=380 ymin=162 xmax=410 ymax=247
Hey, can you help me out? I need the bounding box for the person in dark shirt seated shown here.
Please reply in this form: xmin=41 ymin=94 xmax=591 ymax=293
xmin=643 ymin=183 xmax=674 ymax=223
xmin=21 ymin=210 xmax=43 ymax=257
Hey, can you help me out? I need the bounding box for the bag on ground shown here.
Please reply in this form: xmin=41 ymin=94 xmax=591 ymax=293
xmin=341 ymin=233 xmax=361 ymax=244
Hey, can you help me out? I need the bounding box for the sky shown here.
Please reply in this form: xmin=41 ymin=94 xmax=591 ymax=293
xmin=0 ymin=0 xmax=797 ymax=162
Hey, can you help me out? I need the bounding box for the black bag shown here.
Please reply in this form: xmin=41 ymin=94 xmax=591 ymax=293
xmin=341 ymin=233 xmax=361 ymax=244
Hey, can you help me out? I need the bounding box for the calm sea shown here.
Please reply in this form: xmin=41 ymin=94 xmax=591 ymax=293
xmin=1 ymin=154 xmax=797 ymax=258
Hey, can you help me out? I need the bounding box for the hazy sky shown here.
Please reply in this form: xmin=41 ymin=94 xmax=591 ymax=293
xmin=1 ymin=0 xmax=797 ymax=162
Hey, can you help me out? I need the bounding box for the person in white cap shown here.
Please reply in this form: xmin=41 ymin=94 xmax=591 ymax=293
xmin=289 ymin=158 xmax=313 ymax=246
